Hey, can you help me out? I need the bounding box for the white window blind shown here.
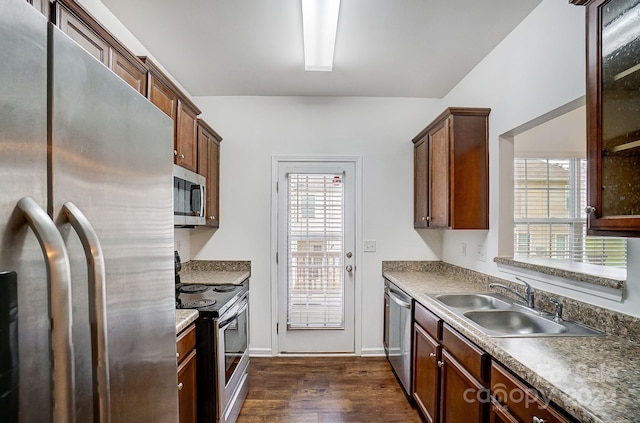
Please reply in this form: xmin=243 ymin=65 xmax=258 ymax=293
xmin=514 ymin=158 xmax=626 ymax=268
xmin=287 ymin=173 xmax=345 ymax=329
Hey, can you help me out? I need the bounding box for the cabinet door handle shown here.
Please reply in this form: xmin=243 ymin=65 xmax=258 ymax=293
xmin=429 ymin=352 xmax=436 ymax=358
xmin=437 ymin=360 xmax=444 ymax=368
xmin=174 ymin=149 xmax=178 ymax=156
xmin=585 ymin=205 xmax=596 ymax=214
xmin=178 ymin=383 xmax=183 ymax=391
xmin=179 ymin=153 xmax=185 ymax=159
xmin=176 ymin=352 xmax=180 ymax=359
xmin=532 ymin=418 xmax=546 ymax=423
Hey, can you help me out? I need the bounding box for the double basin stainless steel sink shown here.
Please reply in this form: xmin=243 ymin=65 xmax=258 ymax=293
xmin=427 ymin=293 xmax=603 ymax=337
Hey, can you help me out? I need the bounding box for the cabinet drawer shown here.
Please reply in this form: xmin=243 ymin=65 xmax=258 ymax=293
xmin=176 ymin=324 xmax=196 ymax=365
xmin=491 ymin=362 xmax=574 ymax=423
xmin=442 ymin=324 xmax=487 ymax=384
xmin=414 ymin=301 xmax=441 ymax=340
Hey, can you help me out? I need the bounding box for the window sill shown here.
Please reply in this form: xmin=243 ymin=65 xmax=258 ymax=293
xmin=493 ymin=256 xmax=625 ymax=302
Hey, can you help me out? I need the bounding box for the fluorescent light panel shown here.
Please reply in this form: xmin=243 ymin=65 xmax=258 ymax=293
xmin=301 ymin=0 xmax=340 ymax=71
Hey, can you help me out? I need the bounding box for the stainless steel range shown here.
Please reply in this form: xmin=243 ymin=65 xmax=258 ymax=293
xmin=176 ymin=258 xmax=249 ymax=423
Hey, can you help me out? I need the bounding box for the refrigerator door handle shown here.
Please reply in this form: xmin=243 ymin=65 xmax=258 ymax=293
xmin=17 ymin=197 xmax=76 ymax=423
xmin=62 ymin=202 xmax=111 ymax=423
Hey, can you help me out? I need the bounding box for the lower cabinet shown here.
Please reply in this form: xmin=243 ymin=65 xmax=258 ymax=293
xmin=413 ymin=303 xmax=441 ymax=423
xmin=413 ymin=303 xmax=488 ymax=423
xmin=412 ymin=301 xmax=577 ymax=423
xmin=439 ymin=324 xmax=489 ymax=423
xmin=490 ymin=362 xmax=574 ymax=423
xmin=177 ymin=324 xmax=197 ymax=423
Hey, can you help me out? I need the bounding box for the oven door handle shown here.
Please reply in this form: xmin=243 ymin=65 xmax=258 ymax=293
xmin=219 ymin=299 xmax=248 ymax=329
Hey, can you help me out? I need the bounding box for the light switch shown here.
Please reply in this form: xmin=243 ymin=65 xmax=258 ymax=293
xmin=364 ymin=240 xmax=376 ymax=252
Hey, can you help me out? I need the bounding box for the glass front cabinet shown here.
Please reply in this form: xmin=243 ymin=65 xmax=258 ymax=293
xmin=573 ymin=0 xmax=640 ymax=236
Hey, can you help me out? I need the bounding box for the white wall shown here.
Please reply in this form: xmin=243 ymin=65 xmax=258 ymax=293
xmin=190 ymin=96 xmax=443 ymax=354
xmin=440 ymin=0 xmax=640 ymax=318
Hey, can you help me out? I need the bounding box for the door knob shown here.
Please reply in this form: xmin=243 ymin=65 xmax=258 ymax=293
xmin=346 ymin=265 xmax=353 ymax=272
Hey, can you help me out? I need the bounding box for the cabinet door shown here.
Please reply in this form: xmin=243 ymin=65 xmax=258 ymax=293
xmin=27 ymin=0 xmax=50 ymax=16
xmin=197 ymin=122 xmax=221 ymax=227
xmin=177 ymin=349 xmax=197 ymax=423
xmin=428 ymin=121 xmax=450 ymax=228
xmin=414 ymin=138 xmax=429 ymax=227
xmin=148 ymin=74 xmax=177 ymax=120
xmin=491 ymin=362 xmax=573 ymax=423
xmin=413 ymin=323 xmax=439 ymax=423
xmin=440 ymin=350 xmax=486 ymax=423
xmin=112 ymin=51 xmax=147 ymax=96
xmin=176 ymin=100 xmax=198 ymax=172
xmin=583 ymin=0 xmax=640 ymax=236
xmin=55 ymin=3 xmax=110 ymax=67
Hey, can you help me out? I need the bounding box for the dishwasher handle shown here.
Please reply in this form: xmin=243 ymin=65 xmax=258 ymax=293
xmin=388 ymin=291 xmax=411 ymax=309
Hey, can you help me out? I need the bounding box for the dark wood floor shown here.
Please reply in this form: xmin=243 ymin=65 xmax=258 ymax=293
xmin=237 ymin=356 xmax=423 ymax=423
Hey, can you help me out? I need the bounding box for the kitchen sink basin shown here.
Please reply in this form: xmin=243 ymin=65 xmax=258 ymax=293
xmin=463 ymin=310 xmax=566 ymax=335
xmin=435 ymin=293 xmax=511 ymax=310
xmin=426 ymin=292 xmax=603 ymax=337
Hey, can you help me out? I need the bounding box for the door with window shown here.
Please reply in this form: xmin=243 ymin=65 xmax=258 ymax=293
xmin=276 ymin=160 xmax=356 ymax=353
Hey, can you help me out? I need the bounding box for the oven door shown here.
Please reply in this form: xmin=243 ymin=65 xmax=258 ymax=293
xmin=216 ymin=293 xmax=249 ymax=423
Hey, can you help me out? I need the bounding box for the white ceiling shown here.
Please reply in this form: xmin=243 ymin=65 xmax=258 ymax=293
xmin=100 ymin=0 xmax=542 ymax=98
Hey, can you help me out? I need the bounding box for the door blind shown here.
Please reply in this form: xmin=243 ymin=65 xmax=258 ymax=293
xmin=287 ymin=173 xmax=345 ymax=329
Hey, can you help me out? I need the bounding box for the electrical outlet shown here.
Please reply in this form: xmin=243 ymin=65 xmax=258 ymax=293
xmin=461 ymin=243 xmax=467 ymax=257
xmin=364 ymin=240 xmax=376 ymax=252
xmin=476 ymin=245 xmax=486 ymax=262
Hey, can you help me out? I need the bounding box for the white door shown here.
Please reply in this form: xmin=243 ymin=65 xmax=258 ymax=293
xmin=276 ymin=160 xmax=356 ymax=353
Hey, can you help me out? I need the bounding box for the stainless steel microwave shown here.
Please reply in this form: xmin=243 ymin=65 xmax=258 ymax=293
xmin=174 ymin=164 xmax=206 ymax=227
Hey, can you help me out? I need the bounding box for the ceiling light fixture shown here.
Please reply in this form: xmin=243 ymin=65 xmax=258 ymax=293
xmin=301 ymin=0 xmax=341 ymax=71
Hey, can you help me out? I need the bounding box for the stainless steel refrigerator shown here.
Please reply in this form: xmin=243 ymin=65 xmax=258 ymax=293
xmin=0 ymin=0 xmax=178 ymax=421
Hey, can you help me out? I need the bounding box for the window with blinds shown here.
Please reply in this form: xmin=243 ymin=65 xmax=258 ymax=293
xmin=287 ymin=173 xmax=345 ymax=329
xmin=514 ymin=158 xmax=626 ymax=268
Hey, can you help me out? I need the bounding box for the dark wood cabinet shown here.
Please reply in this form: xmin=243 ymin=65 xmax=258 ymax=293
xmin=439 ymin=324 xmax=488 ymax=423
xmin=412 ymin=108 xmax=490 ymax=229
xmin=413 ymin=303 xmax=487 ymax=423
xmin=413 ymin=303 xmax=441 ymax=423
xmin=571 ymin=0 xmax=640 ymax=236
xmin=490 ymin=362 xmax=574 ymax=423
xmin=410 ymin=302 xmax=578 ymax=423
xmin=55 ymin=2 xmax=109 ymax=66
xmin=27 ymin=0 xmax=50 ymax=17
xmin=177 ymin=324 xmax=197 ymax=423
xmin=197 ymin=120 xmax=222 ymax=227
xmin=141 ymin=57 xmax=202 ymax=172
xmin=176 ymin=100 xmax=199 ymax=172
xmin=112 ymin=50 xmax=147 ymax=96
xmin=53 ymin=0 xmax=148 ymax=95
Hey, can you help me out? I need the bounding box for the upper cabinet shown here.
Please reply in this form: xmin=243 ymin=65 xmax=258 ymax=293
xmin=573 ymin=0 xmax=640 ymax=236
xmin=141 ymin=57 xmax=202 ymax=173
xmin=413 ymin=108 xmax=491 ymax=230
xmin=52 ymin=0 xmax=148 ymax=96
xmin=26 ymin=0 xmax=50 ymax=17
xmin=197 ymin=120 xmax=222 ymax=227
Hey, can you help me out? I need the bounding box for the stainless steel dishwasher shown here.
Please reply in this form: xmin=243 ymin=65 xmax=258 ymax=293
xmin=384 ymin=279 xmax=412 ymax=395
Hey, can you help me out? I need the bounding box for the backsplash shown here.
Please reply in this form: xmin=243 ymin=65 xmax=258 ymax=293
xmin=182 ymin=260 xmax=251 ymax=272
xmin=382 ymin=260 xmax=640 ymax=343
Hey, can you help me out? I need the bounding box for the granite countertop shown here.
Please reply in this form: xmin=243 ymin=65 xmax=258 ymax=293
xmin=179 ymin=260 xmax=251 ymax=286
xmin=176 ymin=309 xmax=198 ymax=334
xmin=384 ymin=269 xmax=640 ymax=423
